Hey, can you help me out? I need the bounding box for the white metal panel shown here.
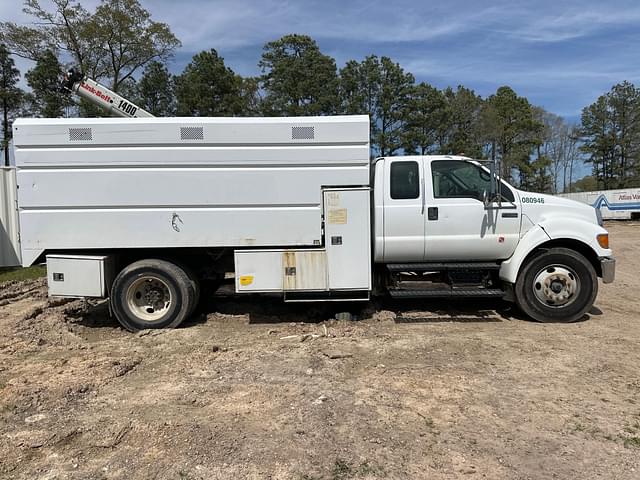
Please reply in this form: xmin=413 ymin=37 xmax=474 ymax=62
xmin=13 ymin=116 xmax=370 ymax=266
xmin=283 ymin=250 xmax=327 ymax=291
xmin=234 ymin=250 xmax=284 ymax=292
xmin=324 ymin=188 xmax=372 ymax=290
xmin=0 ymin=167 xmax=21 ymax=267
xmin=46 ymin=254 xmax=112 ymax=297
xmin=19 ymin=206 xmax=321 ymax=250
xmin=13 ymin=116 xmax=370 ymax=148
xmin=15 ymin=146 xmax=370 ymax=168
xmin=18 ymin=166 xmax=368 ymax=208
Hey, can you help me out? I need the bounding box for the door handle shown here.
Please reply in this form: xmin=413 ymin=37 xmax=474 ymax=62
xmin=501 ymin=212 xmax=518 ymax=218
xmin=427 ymin=207 xmax=438 ymax=221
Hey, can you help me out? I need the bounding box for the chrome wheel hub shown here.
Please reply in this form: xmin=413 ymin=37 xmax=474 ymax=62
xmin=533 ymin=265 xmax=579 ymax=307
xmin=126 ymin=276 xmax=172 ymax=322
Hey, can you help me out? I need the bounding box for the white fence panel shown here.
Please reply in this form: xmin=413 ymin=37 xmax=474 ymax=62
xmin=559 ymin=188 xmax=640 ymax=220
xmin=0 ymin=167 xmax=21 ymax=267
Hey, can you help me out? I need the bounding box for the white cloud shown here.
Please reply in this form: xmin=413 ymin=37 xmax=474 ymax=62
xmin=492 ymin=5 xmax=640 ymax=43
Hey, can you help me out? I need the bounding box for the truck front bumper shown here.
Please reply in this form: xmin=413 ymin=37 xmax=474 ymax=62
xmin=600 ymin=257 xmax=616 ymax=284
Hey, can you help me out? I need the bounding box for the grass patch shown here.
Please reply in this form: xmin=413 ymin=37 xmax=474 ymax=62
xmin=423 ymin=416 xmax=435 ymax=429
xmin=331 ymin=459 xmax=352 ymax=480
xmin=357 ymin=461 xmax=386 ymax=477
xmin=0 ymin=265 xmax=46 ymax=284
xmin=623 ymin=436 xmax=640 ymax=448
xmin=571 ymin=422 xmax=586 ymax=432
xmin=327 ymin=459 xmax=386 ymax=479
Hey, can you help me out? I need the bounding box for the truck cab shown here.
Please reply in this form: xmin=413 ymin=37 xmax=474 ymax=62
xmin=373 ymin=155 xmax=615 ymax=323
xmin=374 ymin=155 xmax=520 ymax=263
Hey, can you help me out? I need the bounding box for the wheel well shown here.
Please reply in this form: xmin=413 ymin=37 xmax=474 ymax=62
xmin=520 ymin=239 xmax=602 ymax=278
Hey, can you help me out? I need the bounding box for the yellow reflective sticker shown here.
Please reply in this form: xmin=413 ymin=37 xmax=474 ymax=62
xmin=239 ymin=275 xmax=254 ymax=286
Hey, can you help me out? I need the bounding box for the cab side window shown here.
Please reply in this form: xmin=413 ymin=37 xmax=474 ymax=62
xmin=431 ymin=160 xmax=514 ymax=202
xmin=390 ymin=161 xmax=419 ymax=199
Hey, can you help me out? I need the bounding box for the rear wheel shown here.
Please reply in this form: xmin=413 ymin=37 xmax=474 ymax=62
xmin=515 ymin=248 xmax=597 ymax=323
xmin=175 ymin=261 xmax=200 ymax=317
xmin=111 ymin=259 xmax=197 ymax=332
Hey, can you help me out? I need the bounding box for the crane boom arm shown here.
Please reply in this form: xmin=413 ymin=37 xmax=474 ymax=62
xmin=61 ymin=69 xmax=154 ymax=118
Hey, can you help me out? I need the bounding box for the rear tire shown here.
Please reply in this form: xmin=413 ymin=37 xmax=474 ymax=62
xmin=175 ymin=261 xmax=200 ymax=317
xmin=515 ymin=248 xmax=597 ymax=323
xmin=111 ymin=259 xmax=197 ymax=332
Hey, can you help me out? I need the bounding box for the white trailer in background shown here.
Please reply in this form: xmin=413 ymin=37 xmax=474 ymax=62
xmin=10 ymin=114 xmax=615 ymax=331
xmin=559 ymin=189 xmax=640 ymax=220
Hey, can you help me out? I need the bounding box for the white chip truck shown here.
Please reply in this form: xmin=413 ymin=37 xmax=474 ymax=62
xmin=5 ymin=71 xmax=614 ymax=331
xmin=9 ymin=114 xmax=614 ymax=331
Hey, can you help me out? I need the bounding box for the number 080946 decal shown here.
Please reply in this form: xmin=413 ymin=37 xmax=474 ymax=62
xmin=521 ymin=196 xmax=545 ymax=204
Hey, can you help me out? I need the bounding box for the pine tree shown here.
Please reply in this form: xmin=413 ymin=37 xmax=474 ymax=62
xmin=175 ymin=49 xmax=245 ymax=116
xmin=0 ymin=44 xmax=23 ymax=166
xmin=259 ymin=34 xmax=338 ymax=116
xmin=138 ymin=61 xmax=175 ymax=116
xmin=339 ymin=55 xmax=413 ymax=157
xmin=25 ymin=50 xmax=69 ymax=118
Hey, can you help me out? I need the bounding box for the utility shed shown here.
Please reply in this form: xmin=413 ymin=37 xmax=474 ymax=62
xmin=13 ymin=116 xmax=370 ymax=266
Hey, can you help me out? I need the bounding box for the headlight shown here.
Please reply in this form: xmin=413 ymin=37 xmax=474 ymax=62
xmin=595 ymin=208 xmax=603 ymax=226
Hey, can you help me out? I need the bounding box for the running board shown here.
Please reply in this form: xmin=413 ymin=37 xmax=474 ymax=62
xmin=284 ymin=290 xmax=370 ymax=302
xmin=388 ymin=288 xmax=504 ymax=298
xmin=386 ymin=262 xmax=501 ymax=272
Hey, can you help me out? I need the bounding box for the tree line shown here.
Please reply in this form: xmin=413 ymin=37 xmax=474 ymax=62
xmin=1 ymin=0 xmax=639 ymax=192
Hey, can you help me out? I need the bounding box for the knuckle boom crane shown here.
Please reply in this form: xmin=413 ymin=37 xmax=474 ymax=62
xmin=61 ymin=68 xmax=154 ymax=118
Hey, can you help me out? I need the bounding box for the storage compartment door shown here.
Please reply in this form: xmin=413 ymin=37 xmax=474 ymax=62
xmin=46 ymin=255 xmax=112 ymax=297
xmin=283 ymin=250 xmax=327 ymax=291
xmin=324 ymin=188 xmax=372 ymax=290
xmin=234 ymin=250 xmax=284 ymax=292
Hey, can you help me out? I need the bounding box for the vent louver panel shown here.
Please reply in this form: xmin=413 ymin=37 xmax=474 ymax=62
xmin=180 ymin=126 xmax=204 ymax=140
xmin=292 ymin=126 xmax=314 ymax=140
xmin=69 ymin=128 xmax=92 ymax=141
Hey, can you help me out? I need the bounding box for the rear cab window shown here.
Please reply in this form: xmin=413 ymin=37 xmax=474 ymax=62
xmin=390 ymin=161 xmax=420 ymax=200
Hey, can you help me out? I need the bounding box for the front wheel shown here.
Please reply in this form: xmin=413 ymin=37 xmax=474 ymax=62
xmin=515 ymin=248 xmax=597 ymax=323
xmin=111 ymin=259 xmax=197 ymax=332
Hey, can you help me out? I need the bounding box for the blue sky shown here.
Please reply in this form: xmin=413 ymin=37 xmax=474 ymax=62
xmin=3 ymin=0 xmax=640 ymax=121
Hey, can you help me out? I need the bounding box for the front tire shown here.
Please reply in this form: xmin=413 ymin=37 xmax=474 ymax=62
xmin=515 ymin=248 xmax=597 ymax=323
xmin=111 ymin=259 xmax=197 ymax=332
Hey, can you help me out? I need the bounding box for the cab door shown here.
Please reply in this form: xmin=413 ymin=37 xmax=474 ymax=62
xmin=424 ymin=159 xmax=521 ymax=261
xmin=381 ymin=157 xmax=426 ymax=262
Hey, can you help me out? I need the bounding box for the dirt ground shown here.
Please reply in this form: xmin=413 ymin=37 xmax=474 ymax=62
xmin=0 ymin=222 xmax=639 ymax=480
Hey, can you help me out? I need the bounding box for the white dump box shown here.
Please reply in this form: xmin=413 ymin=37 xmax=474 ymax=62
xmin=13 ymin=115 xmax=372 ymax=296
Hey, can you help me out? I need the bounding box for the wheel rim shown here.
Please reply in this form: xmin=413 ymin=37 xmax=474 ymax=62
xmin=126 ymin=275 xmax=172 ymax=322
xmin=532 ymin=264 xmax=580 ymax=308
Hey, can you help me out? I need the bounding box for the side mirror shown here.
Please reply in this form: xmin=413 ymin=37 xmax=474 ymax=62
xmin=482 ymin=189 xmax=490 ymax=208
